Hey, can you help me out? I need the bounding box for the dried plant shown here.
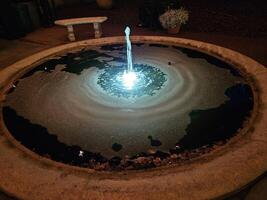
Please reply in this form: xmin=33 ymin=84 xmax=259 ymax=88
xmin=159 ymin=7 xmax=189 ymax=29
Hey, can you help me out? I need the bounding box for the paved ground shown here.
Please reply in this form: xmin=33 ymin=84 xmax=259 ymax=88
xmin=0 ymin=1 xmax=266 ymax=199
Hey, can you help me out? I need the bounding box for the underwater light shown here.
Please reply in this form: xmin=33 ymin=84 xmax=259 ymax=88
xmin=122 ymin=71 xmax=137 ymax=90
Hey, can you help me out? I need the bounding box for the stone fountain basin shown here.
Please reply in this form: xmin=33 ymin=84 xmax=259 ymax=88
xmin=0 ymin=36 xmax=266 ymax=200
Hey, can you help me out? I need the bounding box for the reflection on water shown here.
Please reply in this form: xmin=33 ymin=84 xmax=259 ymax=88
xmin=3 ymin=43 xmax=253 ymax=170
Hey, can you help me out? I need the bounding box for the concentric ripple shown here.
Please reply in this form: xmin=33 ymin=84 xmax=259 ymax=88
xmin=2 ymin=43 xmax=253 ymax=169
xmin=97 ymin=64 xmax=167 ymax=98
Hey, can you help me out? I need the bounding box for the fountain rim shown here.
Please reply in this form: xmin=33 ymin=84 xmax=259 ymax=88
xmin=0 ymin=36 xmax=266 ymax=200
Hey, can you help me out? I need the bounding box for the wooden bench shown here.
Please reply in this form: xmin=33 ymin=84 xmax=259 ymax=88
xmin=55 ymin=17 xmax=108 ymax=41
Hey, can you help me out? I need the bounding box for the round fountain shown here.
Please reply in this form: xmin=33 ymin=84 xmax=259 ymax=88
xmin=0 ymin=31 xmax=266 ymax=200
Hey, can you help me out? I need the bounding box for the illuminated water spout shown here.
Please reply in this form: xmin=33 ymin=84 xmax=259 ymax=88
xmin=122 ymin=71 xmax=136 ymax=90
xmin=125 ymin=26 xmax=133 ymax=72
xmin=123 ymin=26 xmax=136 ymax=90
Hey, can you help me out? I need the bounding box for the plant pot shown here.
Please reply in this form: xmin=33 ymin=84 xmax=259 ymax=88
xmin=167 ymin=24 xmax=181 ymax=34
xmin=96 ymin=0 xmax=113 ymax=9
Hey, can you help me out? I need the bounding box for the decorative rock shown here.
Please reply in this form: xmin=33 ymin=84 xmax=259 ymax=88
xmin=121 ymin=159 xmax=134 ymax=169
xmin=170 ymin=154 xmax=178 ymax=160
xmin=94 ymin=162 xmax=109 ymax=171
xmin=129 ymin=156 xmax=155 ymax=169
xmin=147 ymin=148 xmax=156 ymax=154
xmin=153 ymin=151 xmax=169 ymax=159
xmin=153 ymin=157 xmax=162 ymax=166
xmin=134 ymin=157 xmax=150 ymax=164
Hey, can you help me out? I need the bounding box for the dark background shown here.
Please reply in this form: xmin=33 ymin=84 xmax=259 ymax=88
xmin=0 ymin=0 xmax=267 ymax=39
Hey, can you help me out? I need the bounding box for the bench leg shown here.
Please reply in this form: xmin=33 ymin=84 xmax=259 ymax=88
xmin=67 ymin=25 xmax=76 ymax=41
xmin=93 ymin=23 xmax=102 ymax=38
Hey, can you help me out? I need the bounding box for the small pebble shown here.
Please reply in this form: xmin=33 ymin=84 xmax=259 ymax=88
xmin=147 ymin=149 xmax=156 ymax=154
xmin=153 ymin=157 xmax=161 ymax=166
xmin=135 ymin=157 xmax=149 ymax=164
xmin=78 ymin=150 xmax=84 ymax=157
xmin=170 ymin=154 xmax=178 ymax=159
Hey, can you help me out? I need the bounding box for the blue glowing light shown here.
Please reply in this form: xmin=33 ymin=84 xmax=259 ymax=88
xmin=122 ymin=71 xmax=137 ymax=90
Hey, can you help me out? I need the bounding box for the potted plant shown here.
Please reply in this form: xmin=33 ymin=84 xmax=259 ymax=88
xmin=159 ymin=7 xmax=189 ymax=34
xmin=96 ymin=0 xmax=113 ymax=9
